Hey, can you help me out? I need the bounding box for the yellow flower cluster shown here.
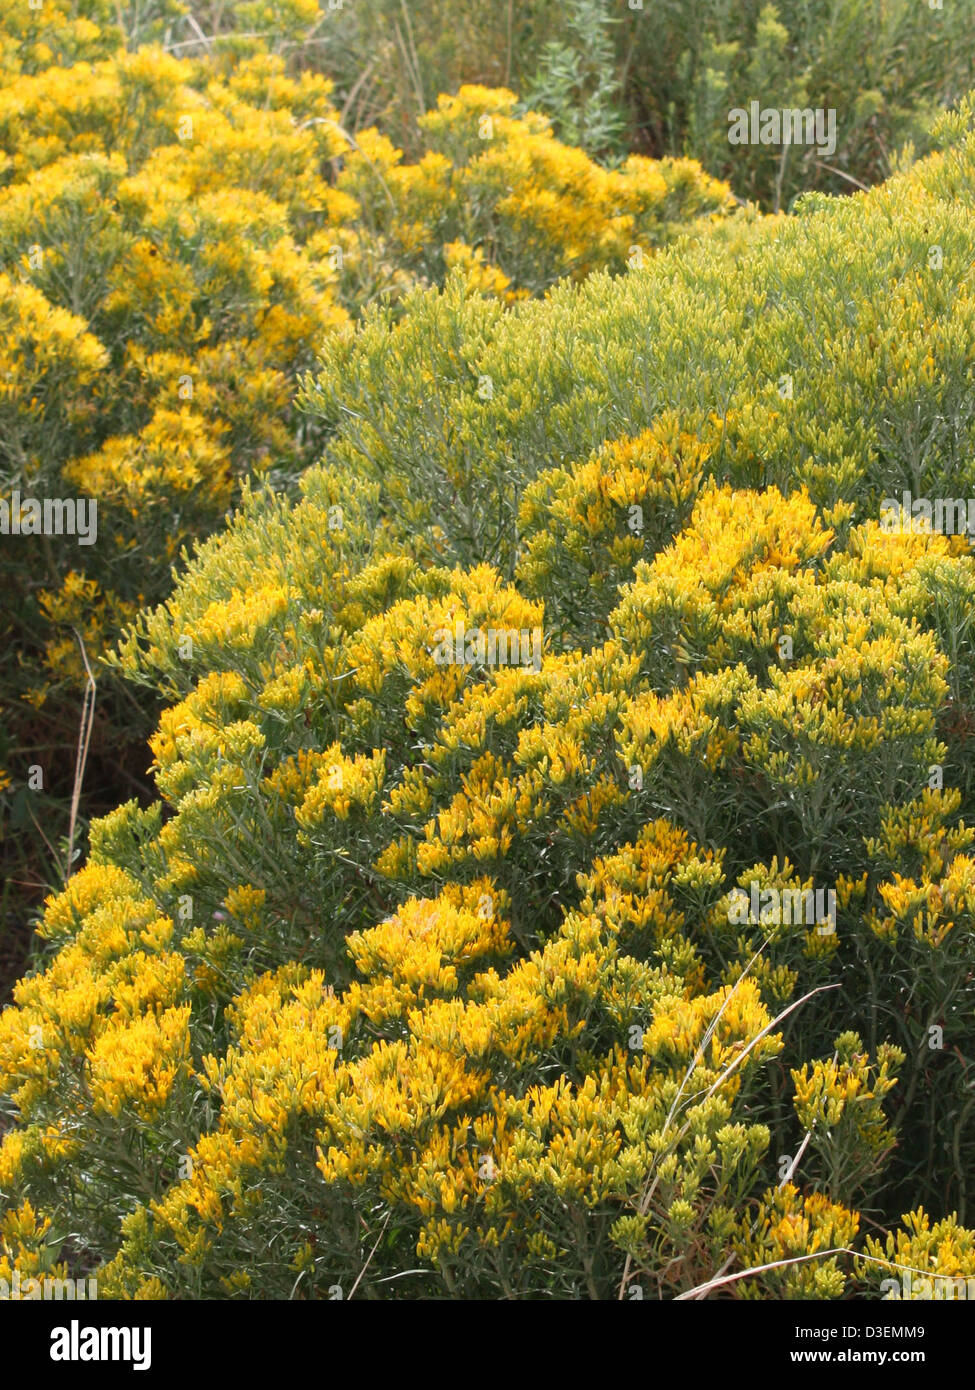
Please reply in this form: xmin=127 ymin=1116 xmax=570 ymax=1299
xmin=790 ymin=1033 xmax=904 ymax=1204
xmin=296 ymin=747 xmax=387 ymax=828
xmin=516 ymin=414 xmax=719 ymax=645
xmin=860 ymin=1209 xmax=975 ymax=1299
xmin=0 ymin=863 xmax=184 ymax=1117
xmin=735 ymin=1184 xmax=860 ymax=1299
xmin=87 ymin=1005 xmax=192 ymax=1120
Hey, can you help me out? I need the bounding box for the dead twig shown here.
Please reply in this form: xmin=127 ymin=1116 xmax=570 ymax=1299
xmin=66 ymin=629 xmax=97 ymax=882
xmin=347 ymin=1209 xmax=392 ymax=1300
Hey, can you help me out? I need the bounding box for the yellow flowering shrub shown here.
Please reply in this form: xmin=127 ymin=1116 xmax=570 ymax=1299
xmin=337 ymin=86 xmax=734 ymax=298
xmin=2 ymin=456 xmax=972 ymax=1295
xmin=0 ymin=39 xmax=363 ymax=927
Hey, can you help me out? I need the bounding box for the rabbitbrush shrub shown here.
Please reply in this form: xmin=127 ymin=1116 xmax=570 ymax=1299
xmin=4 ymin=94 xmax=975 ymax=1298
